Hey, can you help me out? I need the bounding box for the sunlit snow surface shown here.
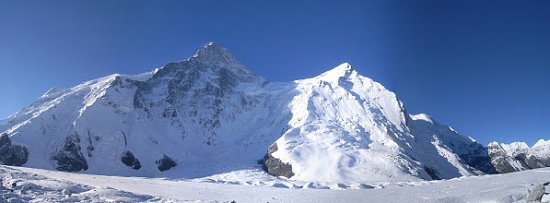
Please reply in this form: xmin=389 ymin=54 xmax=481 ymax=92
xmin=0 ymin=43 xmax=511 ymax=185
xmin=1 ymin=165 xmax=549 ymax=203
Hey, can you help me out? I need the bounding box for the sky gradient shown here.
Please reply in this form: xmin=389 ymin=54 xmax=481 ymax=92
xmin=0 ymin=0 xmax=549 ymax=145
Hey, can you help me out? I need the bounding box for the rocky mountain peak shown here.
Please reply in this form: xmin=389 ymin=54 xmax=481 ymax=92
xmin=192 ymin=42 xmax=238 ymax=67
xmin=488 ymin=140 xmax=550 ymax=173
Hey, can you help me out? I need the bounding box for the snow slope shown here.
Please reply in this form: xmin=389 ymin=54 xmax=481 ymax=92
xmin=1 ymin=42 xmax=494 ymax=183
xmin=2 ymin=165 xmax=550 ymax=203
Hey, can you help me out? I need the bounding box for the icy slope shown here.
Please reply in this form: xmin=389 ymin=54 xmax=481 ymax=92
xmin=266 ymin=63 xmax=494 ymax=182
xmin=1 ymin=42 xmax=494 ymax=183
xmin=2 ymin=165 xmax=550 ymax=203
xmin=488 ymin=139 xmax=550 ymax=173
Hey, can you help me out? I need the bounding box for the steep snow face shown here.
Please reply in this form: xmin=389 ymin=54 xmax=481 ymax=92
xmin=0 ymin=43 xmax=494 ymax=183
xmin=271 ymin=63 xmax=421 ymax=182
xmin=488 ymin=140 xmax=550 ymax=173
xmin=270 ymin=64 xmax=399 ymax=182
xmin=407 ymin=114 xmax=496 ymax=175
xmin=268 ymin=63 xmax=494 ymax=182
xmin=1 ymin=74 xmax=125 ymax=171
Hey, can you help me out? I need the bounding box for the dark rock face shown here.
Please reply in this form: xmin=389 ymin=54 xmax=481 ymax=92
xmin=0 ymin=133 xmax=29 ymax=166
xmin=0 ymin=134 xmax=9 ymax=146
xmin=487 ymin=143 xmax=550 ymax=173
xmin=526 ymin=156 xmax=550 ymax=169
xmin=156 ymin=155 xmax=176 ymax=172
xmin=262 ymin=143 xmax=294 ymax=178
xmin=121 ymin=151 xmax=142 ymax=170
xmin=53 ymin=133 xmax=88 ymax=172
xmin=456 ymin=146 xmax=497 ymax=174
xmin=487 ymin=144 xmax=520 ymax=173
xmin=424 ymin=166 xmax=440 ymax=180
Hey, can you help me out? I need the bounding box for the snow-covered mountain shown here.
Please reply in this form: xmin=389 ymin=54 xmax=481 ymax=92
xmin=0 ymin=42 xmax=496 ymax=183
xmin=488 ymin=139 xmax=550 ymax=173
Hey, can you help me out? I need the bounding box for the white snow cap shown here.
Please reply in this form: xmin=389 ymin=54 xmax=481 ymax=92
xmin=488 ymin=141 xmax=499 ymax=147
xmin=533 ymin=139 xmax=550 ymax=148
xmin=411 ymin=113 xmax=434 ymax=124
xmin=323 ymin=62 xmax=353 ymax=75
xmin=315 ymin=62 xmax=357 ymax=84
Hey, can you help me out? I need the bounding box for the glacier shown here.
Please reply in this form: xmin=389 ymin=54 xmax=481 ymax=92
xmin=1 ymin=165 xmax=550 ymax=202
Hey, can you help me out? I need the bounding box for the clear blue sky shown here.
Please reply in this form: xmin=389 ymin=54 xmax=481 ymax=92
xmin=1 ymin=0 xmax=549 ymax=145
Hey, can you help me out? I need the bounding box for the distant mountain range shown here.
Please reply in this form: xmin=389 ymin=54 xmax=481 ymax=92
xmin=0 ymin=43 xmax=548 ymax=183
xmin=488 ymin=140 xmax=550 ymax=173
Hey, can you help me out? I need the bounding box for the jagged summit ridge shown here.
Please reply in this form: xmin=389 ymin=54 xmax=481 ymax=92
xmin=0 ymin=43 xmax=504 ymax=183
xmin=193 ymin=42 xmax=237 ymax=65
xmin=175 ymin=42 xmax=264 ymax=85
xmin=488 ymin=139 xmax=550 ymax=173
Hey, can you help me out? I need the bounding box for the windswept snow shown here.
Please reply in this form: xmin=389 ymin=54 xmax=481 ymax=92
xmin=0 ymin=166 xmax=162 ymax=202
xmin=1 ymin=165 xmax=549 ymax=203
xmin=532 ymin=139 xmax=550 ymax=158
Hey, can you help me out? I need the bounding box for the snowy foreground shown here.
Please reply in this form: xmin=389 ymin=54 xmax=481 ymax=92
xmin=1 ymin=166 xmax=549 ymax=203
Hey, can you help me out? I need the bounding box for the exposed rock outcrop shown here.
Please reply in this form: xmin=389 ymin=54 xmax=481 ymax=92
xmin=262 ymin=143 xmax=294 ymax=178
xmin=456 ymin=145 xmax=497 ymax=174
xmin=488 ymin=140 xmax=550 ymax=173
xmin=0 ymin=133 xmax=29 ymax=166
xmin=121 ymin=151 xmax=142 ymax=170
xmin=156 ymin=155 xmax=176 ymax=172
xmin=53 ymin=133 xmax=88 ymax=172
xmin=423 ymin=166 xmax=440 ymax=180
